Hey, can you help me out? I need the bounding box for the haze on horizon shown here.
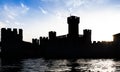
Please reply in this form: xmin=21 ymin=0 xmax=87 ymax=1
xmin=0 ymin=0 xmax=120 ymax=42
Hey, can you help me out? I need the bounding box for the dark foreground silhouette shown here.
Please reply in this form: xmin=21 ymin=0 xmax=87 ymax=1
xmin=1 ymin=16 xmax=120 ymax=59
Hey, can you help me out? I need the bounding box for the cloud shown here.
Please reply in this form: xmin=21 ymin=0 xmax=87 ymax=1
xmin=39 ymin=7 xmax=48 ymax=14
xmin=3 ymin=3 xmax=29 ymax=20
xmin=3 ymin=5 xmax=17 ymax=20
xmin=20 ymin=3 xmax=29 ymax=14
xmin=39 ymin=0 xmax=120 ymax=11
xmin=0 ymin=3 xmax=30 ymax=28
xmin=21 ymin=3 xmax=25 ymax=8
xmin=39 ymin=0 xmax=112 ymax=16
xmin=40 ymin=0 xmax=109 ymax=8
xmin=64 ymin=0 xmax=110 ymax=10
xmin=64 ymin=0 xmax=85 ymax=7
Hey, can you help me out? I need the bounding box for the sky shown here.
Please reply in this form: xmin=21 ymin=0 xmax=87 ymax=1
xmin=1 ymin=0 xmax=120 ymax=42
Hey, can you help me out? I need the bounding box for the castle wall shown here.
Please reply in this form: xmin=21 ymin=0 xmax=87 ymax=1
xmin=1 ymin=28 xmax=23 ymax=58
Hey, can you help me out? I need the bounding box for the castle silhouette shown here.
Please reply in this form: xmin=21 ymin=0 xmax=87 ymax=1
xmin=1 ymin=16 xmax=120 ymax=59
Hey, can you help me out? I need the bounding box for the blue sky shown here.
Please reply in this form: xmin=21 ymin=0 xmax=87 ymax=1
xmin=1 ymin=0 xmax=120 ymax=42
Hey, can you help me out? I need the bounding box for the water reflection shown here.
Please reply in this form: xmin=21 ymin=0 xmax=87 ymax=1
xmin=21 ymin=59 xmax=71 ymax=72
xmin=1 ymin=58 xmax=120 ymax=72
xmin=76 ymin=59 xmax=116 ymax=72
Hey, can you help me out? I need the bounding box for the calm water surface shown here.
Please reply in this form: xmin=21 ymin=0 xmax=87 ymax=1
xmin=1 ymin=58 xmax=120 ymax=72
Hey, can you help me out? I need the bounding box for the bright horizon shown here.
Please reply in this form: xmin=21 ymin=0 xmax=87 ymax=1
xmin=0 ymin=0 xmax=120 ymax=42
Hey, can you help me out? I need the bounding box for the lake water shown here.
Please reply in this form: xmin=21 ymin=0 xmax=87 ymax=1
xmin=1 ymin=58 xmax=120 ymax=72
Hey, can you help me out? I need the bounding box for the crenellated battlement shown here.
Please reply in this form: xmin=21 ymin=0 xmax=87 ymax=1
xmin=40 ymin=37 xmax=48 ymax=41
xmin=49 ymin=31 xmax=56 ymax=39
xmin=32 ymin=38 xmax=39 ymax=45
xmin=1 ymin=28 xmax=23 ymax=46
xmin=1 ymin=28 xmax=23 ymax=36
xmin=83 ymin=29 xmax=91 ymax=34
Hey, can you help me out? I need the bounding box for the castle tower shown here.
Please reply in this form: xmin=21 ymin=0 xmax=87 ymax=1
xmin=19 ymin=29 xmax=23 ymax=41
xmin=67 ymin=16 xmax=80 ymax=38
xmin=83 ymin=29 xmax=91 ymax=43
xmin=49 ymin=31 xmax=56 ymax=39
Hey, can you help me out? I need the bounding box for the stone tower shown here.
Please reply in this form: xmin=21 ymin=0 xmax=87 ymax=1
xmin=67 ymin=16 xmax=80 ymax=38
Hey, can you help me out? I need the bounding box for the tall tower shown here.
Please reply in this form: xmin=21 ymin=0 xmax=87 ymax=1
xmin=67 ymin=16 xmax=80 ymax=38
xmin=83 ymin=29 xmax=91 ymax=43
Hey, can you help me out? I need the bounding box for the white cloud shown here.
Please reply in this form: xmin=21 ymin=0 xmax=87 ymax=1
xmin=20 ymin=3 xmax=29 ymax=14
xmin=39 ymin=7 xmax=48 ymax=14
xmin=21 ymin=3 xmax=25 ymax=8
xmin=64 ymin=0 xmax=110 ymax=10
xmin=64 ymin=0 xmax=85 ymax=7
xmin=39 ymin=0 xmax=111 ymax=17
xmin=41 ymin=0 xmax=109 ymax=8
xmin=3 ymin=5 xmax=17 ymax=20
xmin=0 ymin=3 xmax=30 ymax=28
xmin=3 ymin=4 xmax=29 ymax=20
